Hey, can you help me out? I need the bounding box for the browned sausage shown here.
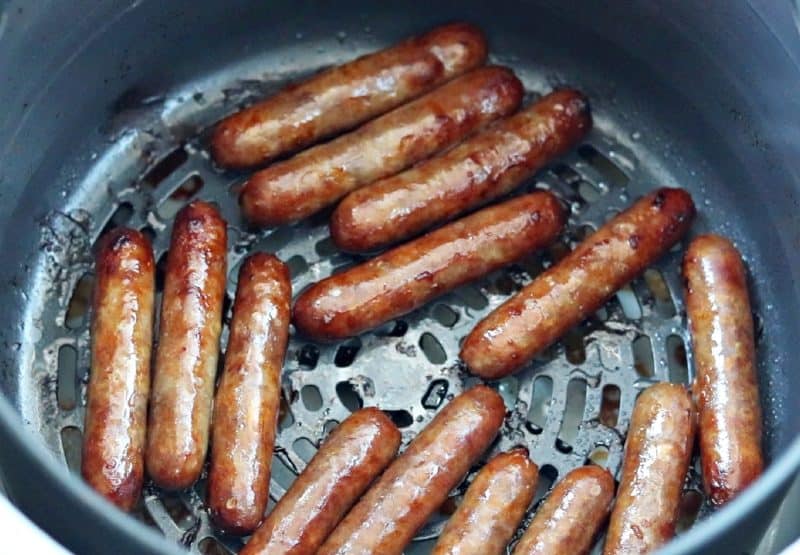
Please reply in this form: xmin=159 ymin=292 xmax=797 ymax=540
xmin=317 ymin=386 xmax=506 ymax=555
xmin=432 ymin=448 xmax=538 ymax=555
xmin=603 ymin=383 xmax=696 ymax=555
xmin=683 ymin=234 xmax=763 ymax=506
xmin=331 ymin=88 xmax=590 ymax=252
xmin=293 ymin=191 xmax=565 ymax=341
xmin=462 ymin=187 xmax=695 ymax=379
xmin=207 ymin=254 xmax=291 ymax=534
xmin=145 ymin=201 xmax=227 ymax=490
xmin=239 ymin=66 xmax=522 ymax=226
xmin=81 ymin=229 xmax=155 ymax=510
xmin=240 ymin=408 xmax=401 ymax=555
xmin=512 ymin=465 xmax=615 ymax=555
xmin=212 ymin=23 xmax=487 ymax=168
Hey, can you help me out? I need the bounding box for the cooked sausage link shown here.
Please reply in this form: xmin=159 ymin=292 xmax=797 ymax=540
xmin=240 ymin=66 xmax=522 ymax=226
xmin=212 ymin=22 xmax=487 ymax=168
xmin=145 ymin=201 xmax=227 ymax=490
xmin=82 ymin=228 xmax=155 ymax=511
xmin=208 ymin=254 xmax=291 ymax=534
xmin=432 ymin=448 xmax=538 ymax=555
xmin=331 ymin=88 xmax=590 ymax=252
xmin=462 ymin=187 xmax=695 ymax=379
xmin=240 ymin=408 xmax=401 ymax=555
xmin=603 ymin=383 xmax=696 ymax=555
xmin=318 ymin=386 xmax=506 ymax=555
xmin=683 ymin=234 xmax=763 ymax=506
xmin=294 ymin=191 xmax=565 ymax=341
xmin=512 ymin=465 xmax=614 ymax=555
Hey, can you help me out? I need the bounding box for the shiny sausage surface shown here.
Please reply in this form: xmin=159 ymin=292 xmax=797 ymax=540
xmin=208 ymin=254 xmax=291 ymax=534
xmin=462 ymin=187 xmax=695 ymax=379
xmin=432 ymin=448 xmax=538 ymax=555
xmin=317 ymin=386 xmax=506 ymax=555
xmin=294 ymin=191 xmax=565 ymax=341
xmin=145 ymin=201 xmax=227 ymax=490
xmin=512 ymin=465 xmax=614 ymax=555
xmin=331 ymin=88 xmax=590 ymax=252
xmin=683 ymin=234 xmax=763 ymax=506
xmin=82 ymin=228 xmax=155 ymax=510
xmin=212 ymin=23 xmax=487 ymax=168
xmin=240 ymin=66 xmax=522 ymax=226
xmin=603 ymin=383 xmax=696 ymax=555
xmin=240 ymin=408 xmax=401 ymax=555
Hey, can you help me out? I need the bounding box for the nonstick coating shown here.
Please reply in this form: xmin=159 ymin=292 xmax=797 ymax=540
xmin=0 ymin=1 xmax=799 ymax=554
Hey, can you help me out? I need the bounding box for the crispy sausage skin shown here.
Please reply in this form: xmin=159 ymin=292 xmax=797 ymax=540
xmin=145 ymin=201 xmax=227 ymax=490
xmin=512 ymin=465 xmax=615 ymax=555
xmin=432 ymin=448 xmax=538 ymax=555
xmin=683 ymin=234 xmax=763 ymax=506
xmin=331 ymin=88 xmax=590 ymax=252
xmin=294 ymin=191 xmax=565 ymax=341
xmin=240 ymin=408 xmax=401 ymax=555
xmin=239 ymin=66 xmax=522 ymax=226
xmin=462 ymin=187 xmax=695 ymax=379
xmin=603 ymin=383 xmax=696 ymax=555
xmin=82 ymin=229 xmax=155 ymax=510
xmin=212 ymin=23 xmax=487 ymax=169
xmin=318 ymin=386 xmax=506 ymax=555
xmin=207 ymin=254 xmax=291 ymax=534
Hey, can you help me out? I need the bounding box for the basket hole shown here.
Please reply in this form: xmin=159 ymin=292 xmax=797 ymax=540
xmin=422 ymin=379 xmax=449 ymax=410
xmin=301 ymin=385 xmax=323 ymax=412
xmin=286 ymin=255 xmax=308 ymax=278
xmin=297 ymin=344 xmax=320 ymax=369
xmin=419 ymin=333 xmax=447 ymax=365
xmin=157 ymin=175 xmax=204 ymax=219
xmin=577 ymin=145 xmax=629 ymax=187
xmin=161 ymin=494 xmax=194 ymax=529
xmin=279 ymin=390 xmax=294 ymax=430
xmin=375 ymin=319 xmax=409 ymax=337
xmin=432 ymin=304 xmax=459 ymax=328
xmin=676 ymin=490 xmax=704 ymax=533
xmin=222 ymin=293 xmax=233 ymax=324
xmin=155 ymin=251 xmax=169 ymax=293
xmin=644 ymin=269 xmax=676 ymax=317
xmin=533 ymin=464 xmax=559 ymax=504
xmin=383 ymin=409 xmax=413 ymax=428
xmin=632 ymin=335 xmax=654 ymax=378
xmin=456 ymin=285 xmax=488 ymax=311
xmin=293 ymin=437 xmax=318 ymax=464
xmin=545 ymin=240 xmax=571 ymax=265
xmin=57 ymin=344 xmax=78 ymax=411
xmin=142 ymin=147 xmax=188 ymax=188
xmin=336 ymin=381 xmax=363 ymax=412
xmin=334 ymin=338 xmax=362 ymax=367
xmin=493 ymin=274 xmax=518 ymax=296
xmin=60 ymin=426 xmax=82 ymax=473
xmin=65 ymin=273 xmax=94 ymax=329
xmin=198 ymin=537 xmax=232 ymax=555
xmin=496 ymin=376 xmax=519 ymax=409
xmin=577 ymin=180 xmax=602 ymax=203
xmin=551 ymin=163 xmax=582 ymax=186
xmin=587 ymin=445 xmax=610 ymax=467
xmin=315 ymin=236 xmax=338 ymax=257
xmin=527 ymin=375 xmax=553 ymax=432
xmin=99 ymin=202 xmax=134 ymax=237
xmin=667 ymin=335 xmax=689 ymax=384
xmin=600 ymin=384 xmax=621 ymax=427
xmin=563 ymin=329 xmax=585 ymax=364
xmin=140 ymin=225 xmax=156 ymax=243
xmin=558 ymin=378 xmax=587 ymax=448
xmin=255 ymin=226 xmax=294 ymax=253
xmin=323 ymin=419 xmax=340 ymax=437
xmin=616 ymin=285 xmax=642 ymax=320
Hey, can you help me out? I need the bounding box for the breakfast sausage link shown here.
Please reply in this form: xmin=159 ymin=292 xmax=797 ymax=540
xmin=294 ymin=191 xmax=565 ymax=341
xmin=603 ymin=383 xmax=696 ymax=555
xmin=82 ymin=228 xmax=155 ymax=511
xmin=240 ymin=66 xmax=522 ymax=226
xmin=683 ymin=234 xmax=763 ymax=506
xmin=212 ymin=22 xmax=487 ymax=168
xmin=240 ymin=408 xmax=401 ymax=555
xmin=318 ymin=386 xmax=506 ymax=555
xmin=331 ymin=88 xmax=590 ymax=252
xmin=208 ymin=253 xmax=291 ymax=535
xmin=432 ymin=448 xmax=538 ymax=555
xmin=462 ymin=187 xmax=695 ymax=379
xmin=145 ymin=201 xmax=227 ymax=490
xmin=512 ymin=465 xmax=615 ymax=555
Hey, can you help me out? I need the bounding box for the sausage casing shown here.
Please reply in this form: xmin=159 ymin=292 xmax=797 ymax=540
xmin=212 ymin=23 xmax=487 ymax=168
xmin=683 ymin=234 xmax=763 ymax=505
xmin=317 ymin=386 xmax=506 ymax=555
xmin=82 ymin=229 xmax=155 ymax=510
xmin=432 ymin=448 xmax=538 ymax=555
xmin=145 ymin=201 xmax=227 ymax=490
xmin=240 ymin=66 xmax=522 ymax=226
xmin=294 ymin=191 xmax=565 ymax=341
xmin=512 ymin=465 xmax=614 ymax=555
xmin=207 ymin=254 xmax=291 ymax=534
xmin=603 ymin=383 xmax=696 ymax=555
xmin=331 ymin=88 xmax=590 ymax=252
xmin=240 ymin=408 xmax=401 ymax=555
xmin=462 ymin=187 xmax=695 ymax=379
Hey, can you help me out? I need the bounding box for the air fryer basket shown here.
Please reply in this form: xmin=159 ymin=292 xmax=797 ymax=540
xmin=0 ymin=1 xmax=799 ymax=555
